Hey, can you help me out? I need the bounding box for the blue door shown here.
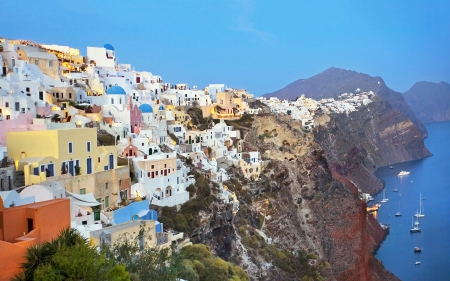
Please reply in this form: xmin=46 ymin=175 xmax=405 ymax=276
xmin=109 ymin=154 xmax=114 ymax=170
xmin=69 ymin=161 xmax=74 ymax=176
xmin=47 ymin=164 xmax=54 ymax=176
xmin=87 ymin=158 xmax=92 ymax=174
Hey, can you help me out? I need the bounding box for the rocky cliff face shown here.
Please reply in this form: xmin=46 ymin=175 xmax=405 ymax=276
xmin=314 ymin=95 xmax=432 ymax=194
xmin=264 ymin=67 xmax=428 ymax=137
xmin=404 ymin=81 xmax=450 ymax=123
xmin=185 ymin=112 xmax=402 ymax=280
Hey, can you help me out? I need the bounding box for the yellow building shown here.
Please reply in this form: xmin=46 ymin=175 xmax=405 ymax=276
xmin=6 ymin=128 xmax=117 ymax=186
xmin=90 ymin=220 xmax=173 ymax=250
xmin=90 ymin=220 xmax=158 ymax=249
xmin=212 ymin=91 xmax=243 ymax=119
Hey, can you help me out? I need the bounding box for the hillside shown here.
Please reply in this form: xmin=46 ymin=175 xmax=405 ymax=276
xmin=403 ymin=81 xmax=450 ymax=123
xmin=264 ymin=68 xmax=428 ymax=137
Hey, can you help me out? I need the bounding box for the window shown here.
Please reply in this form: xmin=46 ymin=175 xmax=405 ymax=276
xmin=15 ymin=102 xmax=19 ymax=111
xmin=105 ymin=183 xmax=108 ymax=189
xmin=80 ymin=188 xmax=86 ymax=194
xmin=87 ymin=141 xmax=91 ymax=152
xmin=26 ymin=87 xmax=30 ymax=92
xmin=49 ymin=61 xmax=53 ymax=67
xmin=68 ymin=142 xmax=73 ymax=154
xmin=104 ymin=196 xmax=109 ymax=208
xmin=35 ymin=59 xmax=38 ymax=65
xmin=151 ymin=165 xmax=154 ymax=169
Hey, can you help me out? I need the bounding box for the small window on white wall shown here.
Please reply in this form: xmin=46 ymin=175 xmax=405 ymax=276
xmin=68 ymin=142 xmax=73 ymax=154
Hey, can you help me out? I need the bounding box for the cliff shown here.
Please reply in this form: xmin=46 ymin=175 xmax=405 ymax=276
xmin=314 ymin=95 xmax=432 ymax=194
xmin=404 ymin=81 xmax=450 ymax=123
xmin=264 ymin=67 xmax=428 ymax=137
xmin=176 ymin=112 xmax=401 ymax=280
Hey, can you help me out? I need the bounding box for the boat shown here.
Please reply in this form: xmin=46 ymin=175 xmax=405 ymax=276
xmin=393 ymin=189 xmax=398 ymax=192
xmin=414 ymin=247 xmax=422 ymax=252
xmin=389 ymin=166 xmax=394 ymax=169
xmin=415 ymin=261 xmax=421 ymax=265
xmin=380 ymin=189 xmax=388 ymax=203
xmin=395 ymin=202 xmax=402 ymax=217
xmin=410 ymin=216 xmax=421 ymax=233
xmin=398 ymin=170 xmax=410 ymax=176
xmin=414 ymin=193 xmax=425 ymax=218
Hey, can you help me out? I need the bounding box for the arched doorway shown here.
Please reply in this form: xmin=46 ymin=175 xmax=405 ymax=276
xmin=165 ymin=186 xmax=172 ymax=198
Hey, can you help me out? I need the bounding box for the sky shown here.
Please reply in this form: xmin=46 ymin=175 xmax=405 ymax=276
xmin=1 ymin=0 xmax=449 ymax=96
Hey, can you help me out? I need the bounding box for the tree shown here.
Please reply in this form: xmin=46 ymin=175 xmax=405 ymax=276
xmin=13 ymin=228 xmax=130 ymax=281
xmin=51 ymin=114 xmax=60 ymax=123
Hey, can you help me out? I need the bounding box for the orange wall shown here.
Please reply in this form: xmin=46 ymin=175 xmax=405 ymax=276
xmin=0 ymin=241 xmax=27 ymax=281
xmin=0 ymin=199 xmax=70 ymax=281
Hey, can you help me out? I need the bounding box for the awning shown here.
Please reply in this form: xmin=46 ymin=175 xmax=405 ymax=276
xmin=67 ymin=191 xmax=100 ymax=207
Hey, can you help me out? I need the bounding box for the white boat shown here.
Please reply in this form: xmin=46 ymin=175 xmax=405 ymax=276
xmin=398 ymin=170 xmax=410 ymax=176
xmin=393 ymin=189 xmax=398 ymax=192
xmin=415 ymin=261 xmax=421 ymax=265
xmin=410 ymin=216 xmax=421 ymax=233
xmin=414 ymin=192 xmax=425 ymax=218
xmin=414 ymin=247 xmax=422 ymax=252
xmin=395 ymin=202 xmax=402 ymax=217
xmin=380 ymin=189 xmax=389 ymax=203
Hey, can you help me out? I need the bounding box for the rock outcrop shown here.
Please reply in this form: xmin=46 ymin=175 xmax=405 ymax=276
xmin=404 ymin=81 xmax=450 ymax=123
xmin=264 ymin=67 xmax=428 ymax=137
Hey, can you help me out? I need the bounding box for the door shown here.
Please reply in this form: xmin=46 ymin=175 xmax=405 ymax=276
xmin=87 ymin=158 xmax=92 ymax=174
xmin=69 ymin=160 xmax=74 ymax=176
xmin=136 ymin=77 xmax=140 ymax=83
xmin=27 ymin=218 xmax=34 ymax=232
xmin=109 ymin=154 xmax=114 ymax=170
xmin=47 ymin=164 xmax=54 ymax=176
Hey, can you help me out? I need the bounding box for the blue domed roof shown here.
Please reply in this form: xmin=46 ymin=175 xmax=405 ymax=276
xmin=104 ymin=43 xmax=114 ymax=51
xmin=139 ymin=104 xmax=153 ymax=113
xmin=158 ymin=105 xmax=165 ymax=110
xmin=107 ymin=86 xmax=126 ymax=95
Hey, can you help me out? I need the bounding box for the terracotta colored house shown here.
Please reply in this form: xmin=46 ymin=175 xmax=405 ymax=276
xmin=0 ymin=198 xmax=70 ymax=281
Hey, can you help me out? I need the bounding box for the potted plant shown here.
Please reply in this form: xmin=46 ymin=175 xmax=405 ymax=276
xmin=75 ymin=166 xmax=81 ymax=176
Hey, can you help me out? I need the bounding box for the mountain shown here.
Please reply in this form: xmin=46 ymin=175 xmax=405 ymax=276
xmin=264 ymin=67 xmax=428 ymax=137
xmin=403 ymin=81 xmax=450 ymax=123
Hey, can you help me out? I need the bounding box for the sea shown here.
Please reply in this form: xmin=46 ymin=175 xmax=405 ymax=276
xmin=374 ymin=121 xmax=450 ymax=281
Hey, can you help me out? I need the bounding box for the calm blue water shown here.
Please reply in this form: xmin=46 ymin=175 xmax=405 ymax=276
xmin=374 ymin=121 xmax=450 ymax=281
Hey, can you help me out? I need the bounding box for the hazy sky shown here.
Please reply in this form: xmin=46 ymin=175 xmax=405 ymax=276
xmin=2 ymin=0 xmax=449 ymax=95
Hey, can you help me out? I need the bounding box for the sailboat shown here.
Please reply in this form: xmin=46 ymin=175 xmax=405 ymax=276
xmin=414 ymin=192 xmax=425 ymax=218
xmin=395 ymin=202 xmax=402 ymax=217
xmin=410 ymin=216 xmax=421 ymax=233
xmin=380 ymin=189 xmax=388 ymax=203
